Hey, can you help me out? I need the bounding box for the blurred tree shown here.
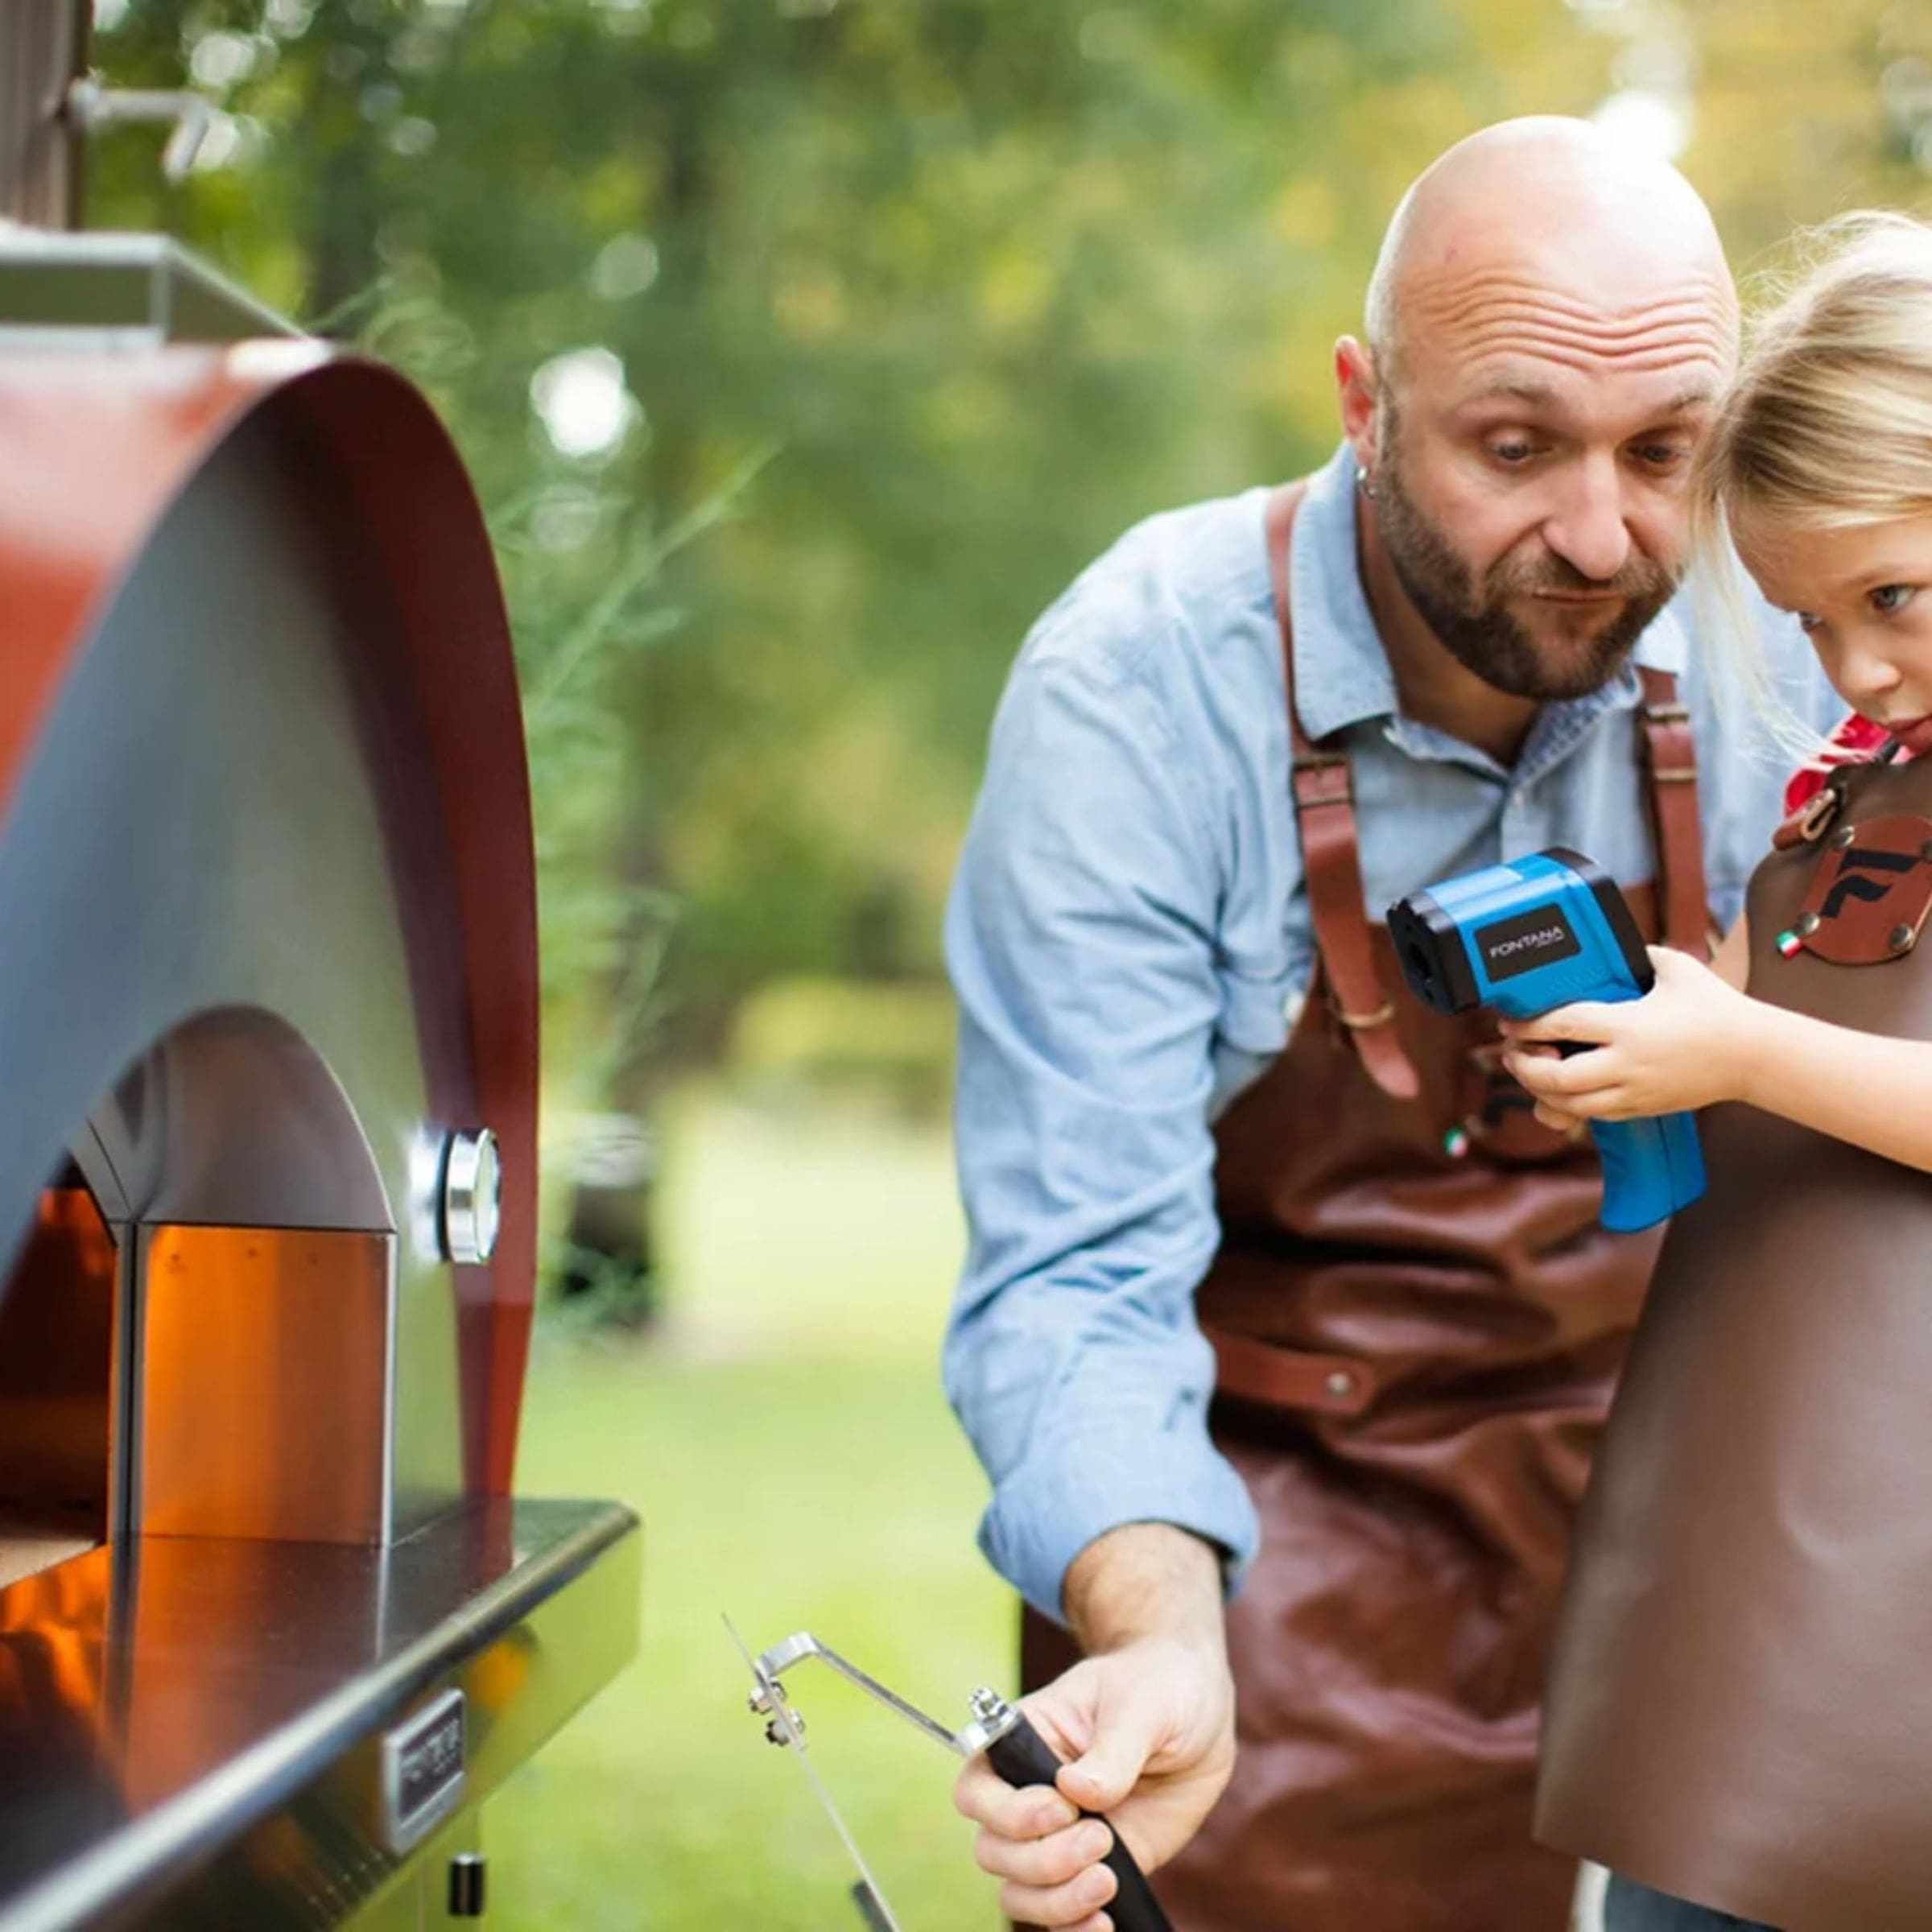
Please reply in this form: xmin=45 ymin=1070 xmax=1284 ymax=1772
xmin=80 ymin=0 xmax=1931 ymax=1074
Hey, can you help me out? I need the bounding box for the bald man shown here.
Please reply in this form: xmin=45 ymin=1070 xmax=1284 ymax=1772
xmin=942 ymin=118 xmax=1837 ymax=1932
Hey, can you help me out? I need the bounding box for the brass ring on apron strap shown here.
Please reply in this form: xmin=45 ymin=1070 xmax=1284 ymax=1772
xmin=1795 ymin=780 xmax=1845 ymax=844
xmin=1335 ymin=1000 xmax=1396 ymax=1030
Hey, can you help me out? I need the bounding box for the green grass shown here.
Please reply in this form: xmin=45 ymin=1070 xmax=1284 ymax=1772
xmin=489 ymin=1088 xmax=1010 ymax=1930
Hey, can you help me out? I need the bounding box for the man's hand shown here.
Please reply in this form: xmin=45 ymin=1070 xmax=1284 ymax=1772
xmin=952 ymin=1524 xmax=1234 ymax=1930
xmin=1499 ymin=944 xmax=1763 ymax=1124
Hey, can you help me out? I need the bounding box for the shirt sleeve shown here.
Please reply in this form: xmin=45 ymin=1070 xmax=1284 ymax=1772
xmin=943 ymin=647 xmax=1261 ymax=1626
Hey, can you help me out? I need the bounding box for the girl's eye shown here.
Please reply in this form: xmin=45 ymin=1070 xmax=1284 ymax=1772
xmin=1633 ymin=443 xmax=1688 ymax=470
xmin=1871 ymin=584 xmax=1917 ymax=617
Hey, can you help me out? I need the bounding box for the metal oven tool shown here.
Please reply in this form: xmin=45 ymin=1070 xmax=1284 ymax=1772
xmin=724 ymin=1617 xmax=1174 ymax=1932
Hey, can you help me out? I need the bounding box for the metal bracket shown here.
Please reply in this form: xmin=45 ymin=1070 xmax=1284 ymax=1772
xmin=749 ymin=1631 xmax=1017 ymax=1759
xmin=729 ymin=1620 xmax=1033 ymax=1932
xmin=67 ymin=77 xmax=217 ymax=182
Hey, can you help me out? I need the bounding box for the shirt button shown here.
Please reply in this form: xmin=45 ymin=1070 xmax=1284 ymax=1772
xmin=1325 ymin=1369 xmax=1356 ymax=1397
xmin=1281 ymin=988 xmax=1305 ymax=1030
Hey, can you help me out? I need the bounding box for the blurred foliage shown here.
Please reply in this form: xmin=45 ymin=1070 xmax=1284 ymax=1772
xmin=82 ymin=0 xmax=1932 ymax=1078
xmin=503 ymin=1088 xmax=985 ymax=1930
xmin=729 ymin=974 xmax=958 ymax=1118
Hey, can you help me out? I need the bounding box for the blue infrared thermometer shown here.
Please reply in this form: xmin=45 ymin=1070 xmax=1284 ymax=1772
xmin=1386 ymin=846 xmax=1705 ymax=1232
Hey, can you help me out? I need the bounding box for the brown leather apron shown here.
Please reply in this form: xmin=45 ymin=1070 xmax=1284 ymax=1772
xmin=1021 ymin=482 xmax=1710 ymax=1931
xmin=1537 ymin=749 xmax=1932 ymax=1932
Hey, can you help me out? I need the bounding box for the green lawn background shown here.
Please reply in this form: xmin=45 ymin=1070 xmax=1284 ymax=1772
xmin=491 ymin=1088 xmax=1010 ymax=1930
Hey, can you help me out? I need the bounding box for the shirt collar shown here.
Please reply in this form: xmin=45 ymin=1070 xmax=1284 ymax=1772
xmin=1286 ymin=444 xmax=1397 ymax=742
xmin=1285 ymin=440 xmax=1688 ymax=749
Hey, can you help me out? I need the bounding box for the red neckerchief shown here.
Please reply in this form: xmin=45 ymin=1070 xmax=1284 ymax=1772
xmin=1784 ymin=712 xmax=1915 ymax=814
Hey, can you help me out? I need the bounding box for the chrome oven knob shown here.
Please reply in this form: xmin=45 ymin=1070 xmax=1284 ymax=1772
xmin=440 ymin=1129 xmax=502 ymax=1265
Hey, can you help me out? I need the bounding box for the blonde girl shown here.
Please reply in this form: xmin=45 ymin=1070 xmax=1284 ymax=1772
xmin=1509 ymin=212 xmax=1932 ymax=1932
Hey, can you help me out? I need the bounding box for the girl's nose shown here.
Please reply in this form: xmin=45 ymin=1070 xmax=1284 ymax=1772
xmin=1838 ymin=631 xmax=1905 ymax=708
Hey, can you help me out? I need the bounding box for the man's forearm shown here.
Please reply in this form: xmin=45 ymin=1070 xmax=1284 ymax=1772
xmin=1062 ymin=1521 xmax=1228 ymax=1657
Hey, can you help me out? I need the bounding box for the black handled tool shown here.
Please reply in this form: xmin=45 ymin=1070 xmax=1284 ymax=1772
xmin=728 ymin=1620 xmax=1174 ymax=1932
xmin=975 ymin=1687 xmax=1172 ymax=1932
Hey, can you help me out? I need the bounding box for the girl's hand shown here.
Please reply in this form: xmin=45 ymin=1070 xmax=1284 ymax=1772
xmin=1505 ymin=1039 xmax=1591 ymax=1136
xmin=1498 ymin=945 xmax=1762 ymax=1121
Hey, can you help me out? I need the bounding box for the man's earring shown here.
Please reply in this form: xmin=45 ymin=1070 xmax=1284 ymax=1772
xmin=1358 ymin=470 xmax=1378 ymax=502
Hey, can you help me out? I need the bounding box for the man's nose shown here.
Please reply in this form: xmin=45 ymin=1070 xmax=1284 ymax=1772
xmin=1541 ymin=456 xmax=1633 ymax=584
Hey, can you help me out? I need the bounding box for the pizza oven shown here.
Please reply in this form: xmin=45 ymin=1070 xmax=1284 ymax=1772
xmin=0 ymin=224 xmax=641 ymax=1928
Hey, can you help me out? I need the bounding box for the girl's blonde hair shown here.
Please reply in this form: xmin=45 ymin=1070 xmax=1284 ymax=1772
xmin=1695 ymin=211 xmax=1932 ymax=755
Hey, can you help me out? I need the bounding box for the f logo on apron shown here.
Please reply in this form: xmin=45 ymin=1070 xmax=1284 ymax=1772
xmin=1776 ymin=814 xmax=1932 ymax=964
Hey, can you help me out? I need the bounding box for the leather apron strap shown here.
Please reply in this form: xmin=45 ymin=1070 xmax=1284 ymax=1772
xmin=1265 ymin=482 xmax=1421 ymax=1101
xmin=1636 ymin=663 xmax=1711 ymax=959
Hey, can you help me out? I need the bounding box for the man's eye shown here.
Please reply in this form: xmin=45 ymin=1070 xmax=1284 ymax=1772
xmin=1488 ymin=440 xmax=1541 ymax=466
xmin=1872 ymin=584 xmax=1917 ymax=617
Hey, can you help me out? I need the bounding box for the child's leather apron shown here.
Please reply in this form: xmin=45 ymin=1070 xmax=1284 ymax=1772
xmin=1537 ymin=749 xmax=1932 ymax=1932
xmin=1020 ymin=481 xmax=1709 ymax=1931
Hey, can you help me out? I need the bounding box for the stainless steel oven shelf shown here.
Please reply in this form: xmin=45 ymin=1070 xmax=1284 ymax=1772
xmin=0 ymin=1497 xmax=639 ymax=1930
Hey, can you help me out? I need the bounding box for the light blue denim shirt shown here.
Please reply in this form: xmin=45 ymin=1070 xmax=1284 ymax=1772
xmin=943 ymin=443 xmax=1839 ymax=1625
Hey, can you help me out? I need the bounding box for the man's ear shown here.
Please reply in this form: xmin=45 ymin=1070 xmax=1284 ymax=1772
xmin=1335 ymin=336 xmax=1381 ymax=478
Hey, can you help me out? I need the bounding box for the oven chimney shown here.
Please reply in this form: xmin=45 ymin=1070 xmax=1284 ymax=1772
xmin=0 ymin=0 xmax=89 ymax=229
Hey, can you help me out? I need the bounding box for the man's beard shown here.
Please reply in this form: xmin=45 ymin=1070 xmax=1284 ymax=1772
xmin=1371 ymin=454 xmax=1677 ymax=702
